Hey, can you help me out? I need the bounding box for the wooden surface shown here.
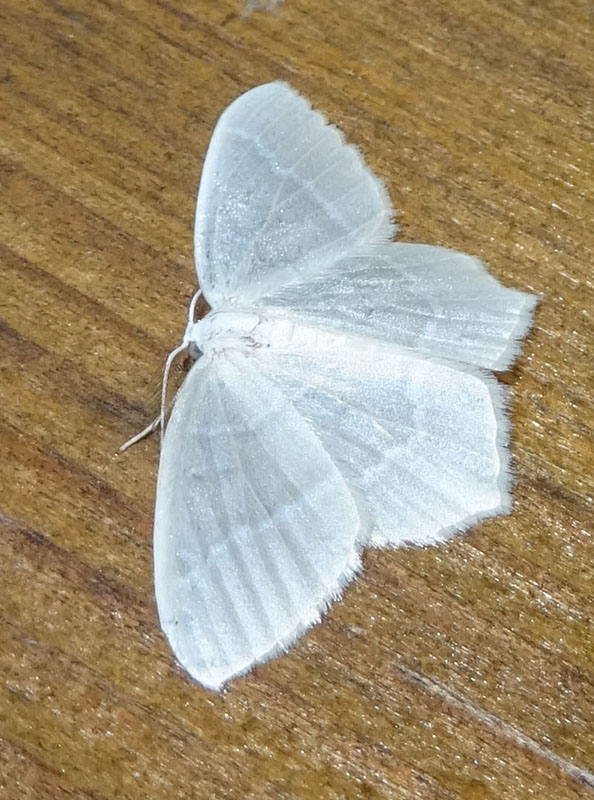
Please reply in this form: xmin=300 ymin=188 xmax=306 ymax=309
xmin=1 ymin=0 xmax=593 ymax=797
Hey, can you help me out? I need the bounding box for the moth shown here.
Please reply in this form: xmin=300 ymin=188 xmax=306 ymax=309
xmin=142 ymin=82 xmax=536 ymax=690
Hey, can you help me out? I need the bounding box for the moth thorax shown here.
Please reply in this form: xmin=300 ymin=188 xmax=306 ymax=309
xmin=186 ymin=309 xmax=264 ymax=355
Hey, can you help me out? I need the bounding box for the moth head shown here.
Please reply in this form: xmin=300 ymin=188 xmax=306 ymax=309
xmin=187 ymin=340 xmax=202 ymax=361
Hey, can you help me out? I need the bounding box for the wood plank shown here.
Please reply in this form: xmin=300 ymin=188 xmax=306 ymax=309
xmin=1 ymin=0 xmax=592 ymax=797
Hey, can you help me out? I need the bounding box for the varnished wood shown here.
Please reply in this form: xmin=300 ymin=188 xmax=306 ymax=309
xmin=1 ymin=0 xmax=593 ymax=797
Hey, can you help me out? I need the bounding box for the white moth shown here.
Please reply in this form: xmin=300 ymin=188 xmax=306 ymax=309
xmin=150 ymin=82 xmax=536 ymax=690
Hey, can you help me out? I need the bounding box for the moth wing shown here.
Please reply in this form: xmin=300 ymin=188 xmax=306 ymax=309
xmin=257 ymin=243 xmax=537 ymax=370
xmin=251 ymin=326 xmax=512 ymax=547
xmin=154 ymin=350 xmax=360 ymax=690
xmin=194 ymin=82 xmax=394 ymax=307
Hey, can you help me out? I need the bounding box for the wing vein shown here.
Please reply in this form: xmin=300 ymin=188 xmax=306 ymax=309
xmin=214 ymin=377 xmax=298 ymax=631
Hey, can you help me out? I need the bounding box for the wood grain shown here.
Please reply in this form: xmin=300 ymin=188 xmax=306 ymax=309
xmin=1 ymin=0 xmax=593 ymax=797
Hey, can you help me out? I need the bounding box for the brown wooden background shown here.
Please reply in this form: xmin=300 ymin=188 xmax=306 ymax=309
xmin=1 ymin=0 xmax=593 ymax=797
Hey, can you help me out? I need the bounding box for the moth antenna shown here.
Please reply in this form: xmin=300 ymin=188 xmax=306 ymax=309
xmin=119 ymin=414 xmax=161 ymax=452
xmin=119 ymin=289 xmax=203 ymax=453
xmin=187 ymin=289 xmax=203 ymax=328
